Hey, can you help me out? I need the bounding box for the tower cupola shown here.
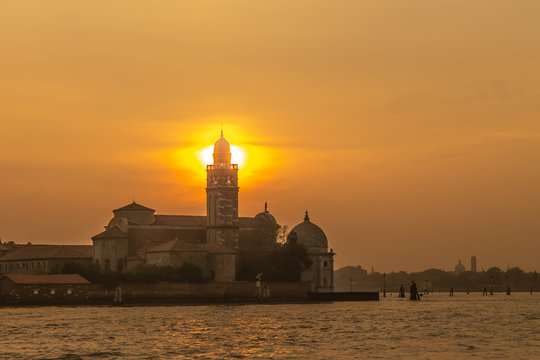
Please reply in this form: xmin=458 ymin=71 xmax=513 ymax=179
xmin=213 ymin=130 xmax=232 ymax=166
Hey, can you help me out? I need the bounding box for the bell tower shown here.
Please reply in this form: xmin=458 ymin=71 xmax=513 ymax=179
xmin=206 ymin=130 xmax=239 ymax=249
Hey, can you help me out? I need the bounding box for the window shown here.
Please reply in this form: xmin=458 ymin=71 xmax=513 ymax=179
xmin=50 ymin=290 xmax=56 ymax=295
xmin=323 ymin=261 xmax=328 ymax=268
xmin=117 ymin=259 xmax=123 ymax=272
xmin=67 ymin=289 xmax=72 ymax=295
xmin=34 ymin=289 xmax=39 ymax=295
xmin=104 ymin=259 xmax=111 ymax=271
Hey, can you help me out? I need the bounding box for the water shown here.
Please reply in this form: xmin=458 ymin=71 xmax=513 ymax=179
xmin=1 ymin=293 xmax=539 ymax=359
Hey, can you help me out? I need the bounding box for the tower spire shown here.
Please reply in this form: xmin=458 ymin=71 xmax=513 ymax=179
xmin=304 ymin=210 xmax=309 ymax=222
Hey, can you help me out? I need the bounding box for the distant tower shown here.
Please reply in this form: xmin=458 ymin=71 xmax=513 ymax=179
xmin=206 ymin=131 xmax=239 ymax=249
xmin=471 ymin=255 xmax=477 ymax=272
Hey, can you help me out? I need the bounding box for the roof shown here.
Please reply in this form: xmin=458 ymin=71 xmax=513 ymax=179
xmin=0 ymin=243 xmax=25 ymax=252
xmin=92 ymin=225 xmax=127 ymax=240
xmin=2 ymin=274 xmax=90 ymax=285
xmin=288 ymin=211 xmax=328 ymax=250
xmin=0 ymin=245 xmax=93 ymax=261
xmin=153 ymin=215 xmax=206 ymax=227
xmin=239 ymin=217 xmax=259 ymax=227
xmin=113 ymin=202 xmax=155 ymax=212
xmin=146 ymin=239 xmax=236 ymax=254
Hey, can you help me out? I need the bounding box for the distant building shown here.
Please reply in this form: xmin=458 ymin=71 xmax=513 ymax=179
xmin=471 ymin=255 xmax=477 ymax=272
xmin=454 ymin=259 xmax=465 ymax=274
xmin=0 ymin=245 xmax=92 ymax=274
xmin=287 ymin=211 xmax=335 ymax=292
xmin=91 ymin=132 xmax=335 ymax=291
xmin=0 ymin=274 xmax=90 ymax=304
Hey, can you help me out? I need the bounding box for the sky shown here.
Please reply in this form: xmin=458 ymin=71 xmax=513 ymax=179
xmin=1 ymin=1 xmax=539 ymax=273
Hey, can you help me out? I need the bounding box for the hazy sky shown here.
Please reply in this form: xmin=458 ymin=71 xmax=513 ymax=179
xmin=1 ymin=1 xmax=539 ymax=272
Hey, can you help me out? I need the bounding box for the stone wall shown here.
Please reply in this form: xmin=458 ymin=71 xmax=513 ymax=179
xmin=88 ymin=281 xmax=311 ymax=302
xmin=93 ymin=237 xmax=128 ymax=272
xmin=210 ymin=253 xmax=236 ymax=282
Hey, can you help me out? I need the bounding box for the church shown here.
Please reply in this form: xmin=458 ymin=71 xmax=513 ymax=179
xmin=92 ymin=131 xmax=334 ymax=291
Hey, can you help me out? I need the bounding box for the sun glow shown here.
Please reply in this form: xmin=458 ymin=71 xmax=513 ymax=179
xmin=165 ymin=122 xmax=280 ymax=190
xmin=197 ymin=144 xmax=247 ymax=169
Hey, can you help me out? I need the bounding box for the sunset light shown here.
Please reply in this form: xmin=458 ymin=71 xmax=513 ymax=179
xmin=3 ymin=1 xmax=540 ymax=357
xmin=197 ymin=144 xmax=247 ymax=169
xmin=165 ymin=124 xmax=279 ymax=190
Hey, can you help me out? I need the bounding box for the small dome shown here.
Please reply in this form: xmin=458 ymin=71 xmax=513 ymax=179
xmin=254 ymin=202 xmax=279 ymax=228
xmin=255 ymin=211 xmax=278 ymax=228
xmin=288 ymin=211 xmax=328 ymax=250
xmin=213 ymin=130 xmax=231 ymax=164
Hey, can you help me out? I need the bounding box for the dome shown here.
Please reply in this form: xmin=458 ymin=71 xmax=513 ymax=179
xmin=288 ymin=211 xmax=328 ymax=250
xmin=455 ymin=260 xmax=465 ymax=273
xmin=213 ymin=130 xmax=231 ymax=165
xmin=255 ymin=211 xmax=278 ymax=228
xmin=254 ymin=202 xmax=279 ymax=228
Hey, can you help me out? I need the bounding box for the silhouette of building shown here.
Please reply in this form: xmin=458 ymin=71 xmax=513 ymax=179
xmin=0 ymin=274 xmax=90 ymax=304
xmin=206 ymin=130 xmax=240 ymax=249
xmin=0 ymin=245 xmax=92 ymax=274
xmin=454 ymin=259 xmax=465 ymax=274
xmin=287 ymin=211 xmax=335 ymax=292
xmin=91 ymin=131 xmax=335 ymax=290
xmin=471 ymin=255 xmax=477 ymax=272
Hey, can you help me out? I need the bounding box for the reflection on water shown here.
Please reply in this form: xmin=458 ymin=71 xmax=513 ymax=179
xmin=1 ymin=293 xmax=539 ymax=359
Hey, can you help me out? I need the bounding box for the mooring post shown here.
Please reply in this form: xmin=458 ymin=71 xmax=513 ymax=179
xmin=383 ymin=273 xmax=386 ymax=298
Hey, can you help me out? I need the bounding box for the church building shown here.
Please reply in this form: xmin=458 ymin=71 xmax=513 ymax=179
xmin=91 ymin=131 xmax=334 ymax=290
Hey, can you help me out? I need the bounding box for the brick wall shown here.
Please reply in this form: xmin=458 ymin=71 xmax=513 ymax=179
xmin=0 ymin=278 xmax=89 ymax=304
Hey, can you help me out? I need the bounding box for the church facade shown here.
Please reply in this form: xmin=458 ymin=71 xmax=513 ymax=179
xmin=91 ymin=132 xmax=334 ymax=290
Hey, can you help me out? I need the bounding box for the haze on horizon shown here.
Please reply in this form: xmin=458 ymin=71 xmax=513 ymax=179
xmin=1 ymin=1 xmax=539 ymax=273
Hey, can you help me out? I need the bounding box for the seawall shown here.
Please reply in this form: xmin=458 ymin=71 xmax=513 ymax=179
xmin=88 ymin=281 xmax=312 ymax=304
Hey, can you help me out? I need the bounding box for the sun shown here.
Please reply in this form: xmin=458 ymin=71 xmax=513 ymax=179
xmin=197 ymin=144 xmax=247 ymax=169
xmin=163 ymin=122 xmax=280 ymax=190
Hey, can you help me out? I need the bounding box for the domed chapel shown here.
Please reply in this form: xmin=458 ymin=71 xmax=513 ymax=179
xmin=92 ymin=131 xmax=335 ymax=291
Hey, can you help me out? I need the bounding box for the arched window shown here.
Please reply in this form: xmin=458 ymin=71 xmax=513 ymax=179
xmin=104 ymin=259 xmax=111 ymax=272
xmin=117 ymin=259 xmax=123 ymax=272
xmin=323 ymin=261 xmax=328 ymax=268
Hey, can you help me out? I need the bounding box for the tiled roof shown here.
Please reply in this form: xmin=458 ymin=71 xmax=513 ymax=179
xmin=113 ymin=202 xmax=155 ymax=212
xmin=0 ymin=245 xmax=93 ymax=261
xmin=92 ymin=225 xmax=127 ymax=240
xmin=146 ymin=240 xmax=236 ymax=254
xmin=3 ymin=274 xmax=90 ymax=285
xmin=153 ymin=215 xmax=206 ymax=226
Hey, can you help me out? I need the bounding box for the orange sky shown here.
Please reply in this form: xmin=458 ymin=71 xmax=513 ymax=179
xmin=1 ymin=1 xmax=539 ymax=272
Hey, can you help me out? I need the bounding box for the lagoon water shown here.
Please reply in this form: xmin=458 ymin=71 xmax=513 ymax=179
xmin=1 ymin=293 xmax=539 ymax=359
